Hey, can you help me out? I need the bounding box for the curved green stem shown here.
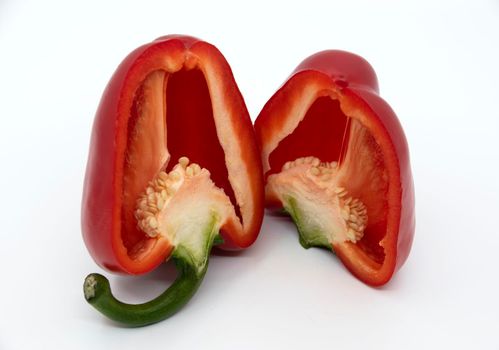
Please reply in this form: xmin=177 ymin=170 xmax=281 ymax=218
xmin=83 ymin=256 xmax=208 ymax=327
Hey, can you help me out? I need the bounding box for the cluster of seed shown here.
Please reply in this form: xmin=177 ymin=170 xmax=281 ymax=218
xmin=282 ymin=156 xmax=368 ymax=242
xmin=333 ymin=186 xmax=368 ymax=242
xmin=282 ymin=156 xmax=339 ymax=177
xmin=282 ymin=156 xmax=320 ymax=170
xmin=135 ymin=157 xmax=202 ymax=237
xmin=308 ymin=161 xmax=339 ymax=181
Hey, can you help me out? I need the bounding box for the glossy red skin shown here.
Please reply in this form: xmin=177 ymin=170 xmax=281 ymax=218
xmin=255 ymin=50 xmax=415 ymax=286
xmin=82 ymin=35 xmax=264 ymax=274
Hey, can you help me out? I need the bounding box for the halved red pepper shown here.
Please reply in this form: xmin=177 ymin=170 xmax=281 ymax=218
xmin=82 ymin=35 xmax=264 ymax=325
xmin=255 ymin=51 xmax=414 ymax=286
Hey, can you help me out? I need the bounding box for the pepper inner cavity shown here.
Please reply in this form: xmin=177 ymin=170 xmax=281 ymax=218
xmin=123 ymin=68 xmax=244 ymax=255
xmin=164 ymin=68 xmax=243 ymax=224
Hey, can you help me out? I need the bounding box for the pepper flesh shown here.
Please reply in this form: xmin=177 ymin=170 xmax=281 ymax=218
xmin=82 ymin=35 xmax=263 ymax=325
xmin=255 ymin=50 xmax=414 ymax=286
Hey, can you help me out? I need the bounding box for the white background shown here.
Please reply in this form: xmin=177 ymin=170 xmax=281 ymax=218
xmin=1 ymin=0 xmax=498 ymax=349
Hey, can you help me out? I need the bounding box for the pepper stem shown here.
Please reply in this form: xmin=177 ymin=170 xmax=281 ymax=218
xmin=83 ymin=251 xmax=209 ymax=327
xmin=84 ymin=213 xmax=220 ymax=327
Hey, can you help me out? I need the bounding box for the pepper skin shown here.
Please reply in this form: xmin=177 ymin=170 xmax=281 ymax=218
xmin=255 ymin=50 xmax=414 ymax=286
xmin=82 ymin=35 xmax=264 ymax=326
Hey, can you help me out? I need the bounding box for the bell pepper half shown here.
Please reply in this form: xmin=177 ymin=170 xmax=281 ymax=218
xmin=82 ymin=35 xmax=264 ymax=326
xmin=255 ymin=50 xmax=415 ymax=286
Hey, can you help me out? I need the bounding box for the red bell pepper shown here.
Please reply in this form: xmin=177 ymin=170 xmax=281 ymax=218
xmin=255 ymin=50 xmax=415 ymax=286
xmin=82 ymin=35 xmax=264 ymax=326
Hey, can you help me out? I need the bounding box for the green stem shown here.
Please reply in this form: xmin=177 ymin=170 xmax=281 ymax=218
xmin=83 ymin=256 xmax=208 ymax=327
xmin=285 ymin=196 xmax=331 ymax=250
